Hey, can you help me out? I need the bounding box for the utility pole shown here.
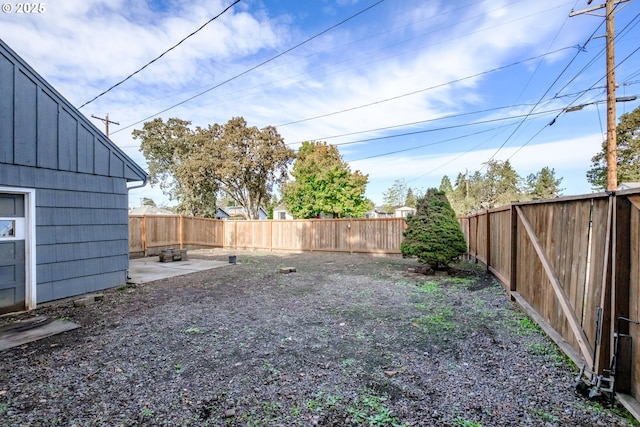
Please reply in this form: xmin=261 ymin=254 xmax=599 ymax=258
xmin=91 ymin=113 xmax=119 ymax=138
xmin=570 ymin=0 xmax=629 ymax=191
xmin=465 ymin=167 xmax=469 ymax=199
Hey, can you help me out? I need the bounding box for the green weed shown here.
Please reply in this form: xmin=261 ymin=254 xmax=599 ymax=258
xmin=341 ymin=358 xmax=357 ymax=367
xmin=290 ymin=403 xmax=301 ymax=417
xmin=174 ymin=363 xmax=184 ymax=374
xmin=413 ymin=308 xmax=456 ymax=334
xmin=530 ymin=407 xmax=559 ymax=423
xmin=418 ymin=281 xmax=439 ymax=293
xmin=263 ymin=362 xmax=280 ymax=376
xmin=139 ymin=407 xmax=154 ymax=418
xmin=526 ymin=341 xmax=575 ymax=369
xmin=346 ymin=393 xmax=407 ymax=427
xmin=454 ymin=418 xmax=482 ymax=427
xmin=447 ymin=277 xmax=474 ymax=287
xmin=508 ymin=316 xmax=542 ymax=336
xmin=182 ymin=327 xmax=202 ymax=335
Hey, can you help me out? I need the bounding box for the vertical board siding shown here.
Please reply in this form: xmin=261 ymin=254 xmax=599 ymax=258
xmin=36 ymin=89 xmax=58 ymax=169
xmin=0 ymin=52 xmax=14 ymax=163
xmin=14 ymin=70 xmax=37 ymax=166
xmin=0 ymin=39 xmax=147 ymax=307
xmin=58 ymin=108 xmax=77 ymax=171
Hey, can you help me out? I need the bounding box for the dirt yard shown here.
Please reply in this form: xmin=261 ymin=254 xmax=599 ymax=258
xmin=0 ymin=250 xmax=637 ymax=426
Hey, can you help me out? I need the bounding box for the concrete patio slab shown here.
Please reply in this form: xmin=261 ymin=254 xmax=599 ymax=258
xmin=127 ymin=257 xmax=230 ymax=284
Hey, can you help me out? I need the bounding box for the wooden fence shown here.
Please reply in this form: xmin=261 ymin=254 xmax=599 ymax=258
xmin=458 ymin=189 xmax=640 ymax=417
xmin=129 ymin=216 xmax=407 ymax=256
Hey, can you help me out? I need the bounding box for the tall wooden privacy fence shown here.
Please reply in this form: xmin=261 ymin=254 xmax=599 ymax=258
xmin=458 ymin=189 xmax=640 ymax=415
xmin=129 ymin=216 xmax=407 ymax=256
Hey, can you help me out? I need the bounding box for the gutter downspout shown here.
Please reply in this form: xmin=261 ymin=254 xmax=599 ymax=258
xmin=126 ymin=174 xmax=148 ymax=191
xmin=126 ymin=175 xmax=148 ymax=275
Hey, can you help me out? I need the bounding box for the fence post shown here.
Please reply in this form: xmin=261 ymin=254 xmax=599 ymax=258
xmin=142 ymin=215 xmax=147 ymax=257
xmin=179 ymin=215 xmax=184 ymax=249
xmin=486 ymin=209 xmax=491 ymax=273
xmin=509 ymin=204 xmax=517 ymax=293
xmin=269 ymin=220 xmax=273 ymax=251
xmin=310 ymin=220 xmax=315 ymax=252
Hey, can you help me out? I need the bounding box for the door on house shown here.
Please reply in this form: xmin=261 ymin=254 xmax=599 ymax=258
xmin=0 ymin=194 xmax=26 ymax=314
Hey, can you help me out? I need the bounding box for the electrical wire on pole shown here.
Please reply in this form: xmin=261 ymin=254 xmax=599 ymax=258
xmin=570 ymin=0 xmax=630 ymax=190
xmin=91 ymin=114 xmax=119 ymax=138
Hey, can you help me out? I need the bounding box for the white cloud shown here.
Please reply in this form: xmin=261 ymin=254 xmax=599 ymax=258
xmin=2 ymin=0 xmax=637 ymax=208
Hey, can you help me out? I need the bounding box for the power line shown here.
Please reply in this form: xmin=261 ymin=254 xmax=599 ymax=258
xmin=111 ymin=0 xmax=386 ymax=135
xmin=349 ymin=123 xmax=518 ymax=162
xmin=481 ymin=8 xmax=608 ymax=167
xmin=275 ymin=46 xmax=577 ymax=128
xmin=327 ymin=107 xmax=565 ymax=148
xmin=78 ymin=0 xmax=242 ymax=110
xmin=503 ymin=11 xmax=640 ymax=163
xmin=287 ymin=102 xmax=566 ymax=146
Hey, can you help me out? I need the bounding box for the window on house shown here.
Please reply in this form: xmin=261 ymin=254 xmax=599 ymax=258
xmin=0 ymin=220 xmax=15 ymax=237
xmin=278 ymin=212 xmax=286 ymax=220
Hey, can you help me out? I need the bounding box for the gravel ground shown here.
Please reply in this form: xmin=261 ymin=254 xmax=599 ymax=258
xmin=0 ymin=249 xmax=637 ymax=426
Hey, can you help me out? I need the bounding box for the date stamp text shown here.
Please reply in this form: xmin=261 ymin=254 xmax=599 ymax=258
xmin=2 ymin=3 xmax=46 ymax=13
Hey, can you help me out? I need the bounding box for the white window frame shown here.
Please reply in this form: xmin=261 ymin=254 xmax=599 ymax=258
xmin=0 ymin=187 xmax=36 ymax=310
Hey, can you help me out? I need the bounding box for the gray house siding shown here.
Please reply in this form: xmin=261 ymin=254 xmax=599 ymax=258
xmin=0 ymin=39 xmax=147 ymax=309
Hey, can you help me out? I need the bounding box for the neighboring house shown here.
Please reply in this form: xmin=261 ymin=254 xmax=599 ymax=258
xmin=217 ymin=206 xmax=268 ymax=220
xmin=128 ymin=206 xmax=176 ymax=215
xmin=395 ymin=206 xmax=416 ymax=218
xmin=215 ymin=207 xmax=230 ymax=220
xmin=273 ymin=204 xmax=293 ymax=220
xmin=364 ymin=206 xmax=394 ymax=219
xmin=0 ymin=40 xmax=147 ymax=314
xmin=618 ymin=182 xmax=640 ymax=191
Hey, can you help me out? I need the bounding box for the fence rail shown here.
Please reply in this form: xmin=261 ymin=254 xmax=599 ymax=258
xmin=129 ymin=216 xmax=407 ymax=256
xmin=458 ymin=189 xmax=640 ymax=418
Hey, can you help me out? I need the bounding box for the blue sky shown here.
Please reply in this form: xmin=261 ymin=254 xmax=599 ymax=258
xmin=2 ymin=0 xmax=639 ymax=208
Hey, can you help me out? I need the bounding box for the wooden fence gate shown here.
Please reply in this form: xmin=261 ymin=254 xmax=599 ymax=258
xmin=458 ymin=189 xmax=640 ymax=418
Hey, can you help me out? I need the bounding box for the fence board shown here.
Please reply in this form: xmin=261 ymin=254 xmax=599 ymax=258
xmin=129 ymin=216 xmax=144 ymax=254
xmin=350 ymin=218 xmax=405 ymax=254
xmin=488 ymin=208 xmax=511 ymax=286
xmin=129 ymin=216 xmax=406 ymax=255
xmin=183 ymin=217 xmax=223 ymax=248
xmin=271 ymin=220 xmax=312 ymax=251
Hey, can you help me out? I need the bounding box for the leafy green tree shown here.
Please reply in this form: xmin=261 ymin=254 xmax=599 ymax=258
xmin=405 ymin=187 xmax=417 ymax=209
xmin=526 ymin=166 xmax=563 ymax=199
xmin=133 ymin=117 xmax=218 ymax=217
xmin=381 ymin=179 xmax=409 ymax=211
xmin=449 ymin=171 xmax=481 ymax=216
xmin=401 ymin=189 xmax=467 ymax=268
xmin=478 ymin=160 xmax=522 ymax=208
xmin=134 ymin=117 xmax=294 ymax=219
xmin=282 ymin=141 xmax=371 ymax=218
xmin=587 ymin=105 xmax=640 ymax=190
xmin=141 ymin=197 xmax=156 ymax=207
xmin=439 ymin=175 xmax=454 ymax=194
